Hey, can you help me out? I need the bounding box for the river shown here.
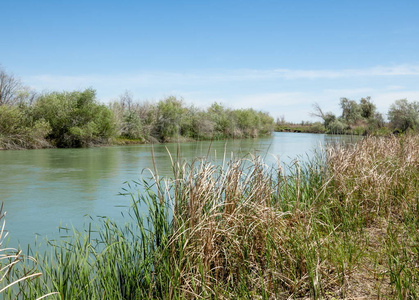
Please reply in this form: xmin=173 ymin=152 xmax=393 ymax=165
xmin=0 ymin=132 xmax=357 ymax=249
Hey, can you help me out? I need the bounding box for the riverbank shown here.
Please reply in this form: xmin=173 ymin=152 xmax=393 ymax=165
xmin=275 ymin=122 xmax=394 ymax=136
xmin=0 ymin=90 xmax=275 ymax=150
xmin=2 ymin=134 xmax=418 ymax=298
xmin=0 ymin=133 xmax=274 ymax=150
xmin=275 ymin=122 xmax=326 ymax=133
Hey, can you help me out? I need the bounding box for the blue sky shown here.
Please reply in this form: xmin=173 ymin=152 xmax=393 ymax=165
xmin=2 ymin=0 xmax=419 ymax=122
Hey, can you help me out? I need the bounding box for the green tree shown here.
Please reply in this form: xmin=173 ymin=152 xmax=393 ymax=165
xmin=0 ymin=104 xmax=51 ymax=149
xmin=207 ymin=102 xmax=233 ymax=138
xmin=310 ymin=102 xmax=338 ymax=133
xmin=328 ymin=119 xmax=346 ymax=134
xmin=110 ymin=91 xmax=143 ymax=139
xmin=257 ymin=111 xmax=275 ymax=135
xmin=388 ymin=99 xmax=419 ymax=132
xmin=34 ymin=89 xmax=115 ymax=147
xmin=121 ymin=110 xmax=142 ymax=139
xmin=0 ymin=105 xmax=23 ymax=134
xmin=155 ymin=96 xmax=185 ymax=141
xmin=359 ymin=97 xmax=376 ymax=119
xmin=340 ymin=97 xmax=362 ymax=124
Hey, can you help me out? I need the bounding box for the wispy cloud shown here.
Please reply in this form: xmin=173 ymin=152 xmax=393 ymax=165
xmin=26 ymin=64 xmax=419 ymax=89
xmin=22 ymin=64 xmax=419 ymax=122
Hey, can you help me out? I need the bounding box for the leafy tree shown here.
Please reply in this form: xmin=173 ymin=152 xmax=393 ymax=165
xmin=328 ymin=119 xmax=346 ymax=134
xmin=34 ymin=89 xmax=115 ymax=147
xmin=340 ymin=98 xmax=362 ymax=124
xmin=192 ymin=112 xmax=215 ymax=139
xmin=179 ymin=105 xmax=213 ymax=139
xmin=312 ymin=98 xmax=383 ymax=134
xmin=0 ymin=104 xmax=51 ymax=149
xmin=121 ymin=110 xmax=142 ymax=139
xmin=110 ymin=91 xmax=143 ymax=139
xmin=233 ymin=109 xmax=258 ymax=137
xmin=207 ymin=102 xmax=233 ymax=138
xmin=155 ymin=96 xmax=185 ymax=141
xmin=359 ymin=97 xmax=376 ymax=119
xmin=388 ymin=99 xmax=419 ymax=132
xmin=311 ymin=102 xmax=338 ymax=133
xmin=257 ymin=111 xmax=275 ymax=135
xmin=323 ymin=113 xmax=337 ymax=129
xmin=0 ymin=105 xmax=23 ymax=134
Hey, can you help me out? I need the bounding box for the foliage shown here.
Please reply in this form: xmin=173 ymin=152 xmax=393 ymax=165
xmin=0 ymin=69 xmax=273 ymax=149
xmin=360 ymin=97 xmax=376 ymax=119
xmin=110 ymin=96 xmax=274 ymax=144
xmin=312 ymin=97 xmax=385 ymax=135
xmin=207 ymin=102 xmax=234 ymax=138
xmin=388 ymin=99 xmax=419 ymax=132
xmin=0 ymin=104 xmax=51 ymax=149
xmin=340 ymin=97 xmax=363 ymax=124
xmin=110 ymin=91 xmax=144 ymax=140
xmin=0 ymin=105 xmax=24 ymax=135
xmin=155 ymin=96 xmax=185 ymax=141
xmin=33 ymin=89 xmax=115 ymax=147
xmin=328 ymin=118 xmax=347 ymax=134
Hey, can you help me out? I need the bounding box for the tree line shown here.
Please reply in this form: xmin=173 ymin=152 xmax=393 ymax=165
xmin=310 ymin=97 xmax=419 ymax=135
xmin=0 ymin=67 xmax=274 ymax=149
xmin=275 ymin=97 xmax=419 ymax=135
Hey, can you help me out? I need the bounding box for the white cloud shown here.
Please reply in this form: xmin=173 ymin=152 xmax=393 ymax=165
xmin=386 ymin=85 xmax=405 ymax=91
xmin=26 ymin=64 xmax=419 ymax=90
xmin=373 ymin=90 xmax=419 ymax=111
xmin=22 ymin=64 xmax=419 ymax=122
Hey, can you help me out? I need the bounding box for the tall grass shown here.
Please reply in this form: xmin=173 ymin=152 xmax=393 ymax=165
xmin=7 ymin=134 xmax=419 ymax=299
xmin=0 ymin=203 xmax=58 ymax=299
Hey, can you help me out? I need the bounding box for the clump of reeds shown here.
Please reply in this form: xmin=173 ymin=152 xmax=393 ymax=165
xmin=0 ymin=203 xmax=58 ymax=299
xmin=326 ymin=134 xmax=419 ymax=223
xmin=165 ymin=156 xmax=321 ymax=298
xmin=323 ymin=134 xmax=419 ymax=298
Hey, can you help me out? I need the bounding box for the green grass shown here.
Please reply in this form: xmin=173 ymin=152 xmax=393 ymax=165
xmin=2 ymin=134 xmax=419 ymax=299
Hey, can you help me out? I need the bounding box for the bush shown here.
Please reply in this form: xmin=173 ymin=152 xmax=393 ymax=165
xmin=388 ymin=99 xmax=419 ymax=132
xmin=33 ymin=89 xmax=115 ymax=147
xmin=155 ymin=96 xmax=184 ymax=141
xmin=327 ymin=119 xmax=347 ymax=134
xmin=0 ymin=105 xmax=23 ymax=135
xmin=0 ymin=105 xmax=52 ymax=149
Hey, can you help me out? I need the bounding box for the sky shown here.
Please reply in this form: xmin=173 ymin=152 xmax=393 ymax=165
xmin=2 ymin=0 xmax=419 ymax=122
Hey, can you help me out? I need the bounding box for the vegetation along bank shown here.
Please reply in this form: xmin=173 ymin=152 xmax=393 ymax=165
xmin=0 ymin=67 xmax=273 ymax=150
xmin=2 ymin=66 xmax=419 ymax=149
xmin=275 ymin=97 xmax=419 ymax=136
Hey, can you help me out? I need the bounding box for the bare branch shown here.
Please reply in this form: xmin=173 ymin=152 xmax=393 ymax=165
xmin=0 ymin=67 xmax=23 ymax=106
xmin=310 ymin=102 xmax=325 ymax=120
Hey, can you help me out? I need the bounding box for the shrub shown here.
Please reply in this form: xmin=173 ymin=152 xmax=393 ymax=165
xmin=33 ymin=89 xmax=115 ymax=147
xmin=327 ymin=119 xmax=346 ymax=134
xmin=388 ymin=99 xmax=419 ymax=132
xmin=155 ymin=96 xmax=185 ymax=141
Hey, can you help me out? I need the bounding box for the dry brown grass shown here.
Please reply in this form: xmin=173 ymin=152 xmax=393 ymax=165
xmin=162 ymin=134 xmax=419 ymax=298
xmin=324 ymin=134 xmax=419 ymax=299
xmin=326 ymin=134 xmax=419 ymax=222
